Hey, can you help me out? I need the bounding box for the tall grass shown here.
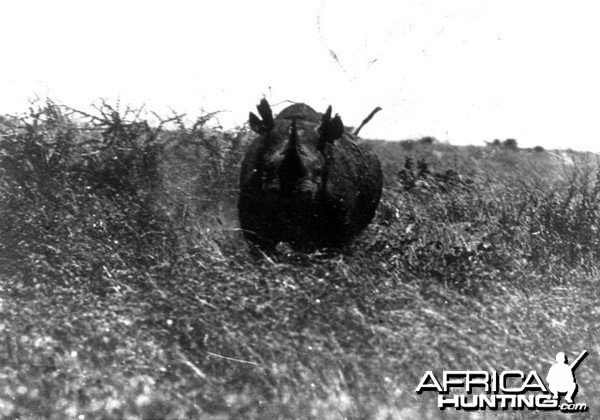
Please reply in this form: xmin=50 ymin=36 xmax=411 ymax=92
xmin=0 ymin=101 xmax=599 ymax=419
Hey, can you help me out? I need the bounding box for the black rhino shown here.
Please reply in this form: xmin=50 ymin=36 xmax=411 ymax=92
xmin=238 ymin=99 xmax=383 ymax=251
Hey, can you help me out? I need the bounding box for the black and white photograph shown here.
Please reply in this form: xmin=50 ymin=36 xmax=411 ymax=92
xmin=0 ymin=0 xmax=598 ymax=418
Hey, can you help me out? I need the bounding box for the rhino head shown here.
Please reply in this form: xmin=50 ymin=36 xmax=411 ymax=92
xmin=248 ymin=99 xmax=344 ymax=202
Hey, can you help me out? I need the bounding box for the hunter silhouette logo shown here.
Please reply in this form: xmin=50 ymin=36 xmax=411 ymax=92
xmin=546 ymin=350 xmax=587 ymax=404
xmin=416 ymin=350 xmax=588 ymax=412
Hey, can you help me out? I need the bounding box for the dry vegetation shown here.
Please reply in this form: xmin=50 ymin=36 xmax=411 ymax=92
xmin=0 ymin=100 xmax=599 ymax=419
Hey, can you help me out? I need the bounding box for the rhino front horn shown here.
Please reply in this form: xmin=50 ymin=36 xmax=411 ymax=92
xmin=280 ymin=118 xmax=304 ymax=190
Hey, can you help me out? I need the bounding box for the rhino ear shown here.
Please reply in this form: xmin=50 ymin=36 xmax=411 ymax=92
xmin=257 ymin=99 xmax=274 ymax=131
xmin=322 ymin=105 xmax=332 ymax=123
xmin=329 ymin=114 xmax=344 ymax=139
xmin=319 ymin=107 xmax=344 ymax=150
xmin=249 ymin=99 xmax=275 ymax=134
xmin=249 ymin=112 xmax=264 ymax=134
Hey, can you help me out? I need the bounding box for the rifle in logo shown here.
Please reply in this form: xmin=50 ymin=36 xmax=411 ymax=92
xmin=546 ymin=350 xmax=587 ymax=403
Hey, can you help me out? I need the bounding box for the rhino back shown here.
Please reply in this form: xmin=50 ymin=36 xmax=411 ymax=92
xmin=276 ymin=103 xmax=321 ymax=123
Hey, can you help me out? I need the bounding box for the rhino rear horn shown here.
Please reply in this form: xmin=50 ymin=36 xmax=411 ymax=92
xmin=249 ymin=98 xmax=275 ymax=134
xmin=318 ymin=106 xmax=344 ymax=150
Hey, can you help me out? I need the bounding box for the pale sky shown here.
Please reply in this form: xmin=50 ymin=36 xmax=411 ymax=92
xmin=2 ymin=1 xmax=600 ymax=151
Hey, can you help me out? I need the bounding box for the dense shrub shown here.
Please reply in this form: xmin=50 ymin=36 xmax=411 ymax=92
xmin=0 ymin=101 xmax=174 ymax=280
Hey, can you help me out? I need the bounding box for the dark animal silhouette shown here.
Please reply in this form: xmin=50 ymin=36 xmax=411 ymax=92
xmin=238 ymin=99 xmax=383 ymax=251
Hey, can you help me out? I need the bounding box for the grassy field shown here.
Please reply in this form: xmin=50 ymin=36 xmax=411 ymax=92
xmin=0 ymin=100 xmax=599 ymax=419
